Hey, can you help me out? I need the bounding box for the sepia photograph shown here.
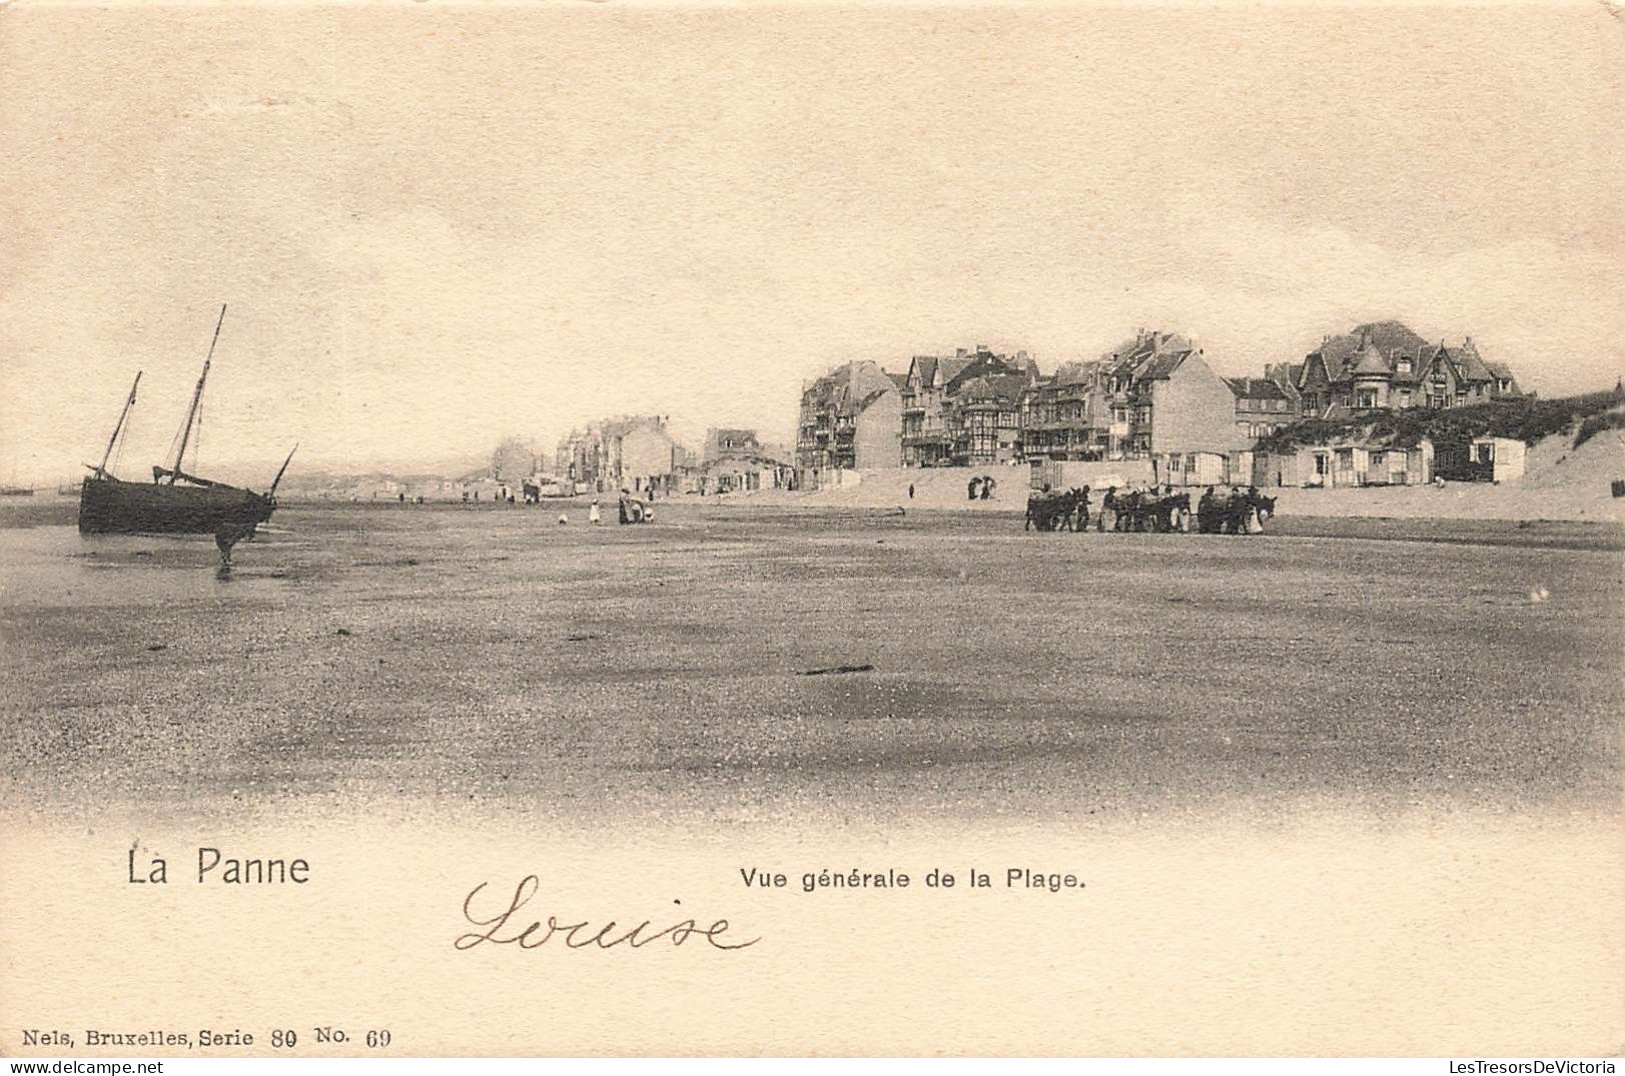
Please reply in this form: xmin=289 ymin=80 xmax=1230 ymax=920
xmin=1 ymin=0 xmax=1621 ymax=1059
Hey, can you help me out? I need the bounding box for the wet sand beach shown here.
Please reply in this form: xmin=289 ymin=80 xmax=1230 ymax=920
xmin=3 ymin=499 xmax=1619 ymax=827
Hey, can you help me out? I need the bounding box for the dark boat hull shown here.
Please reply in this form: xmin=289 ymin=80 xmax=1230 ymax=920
xmin=78 ymin=477 xmax=274 ymax=535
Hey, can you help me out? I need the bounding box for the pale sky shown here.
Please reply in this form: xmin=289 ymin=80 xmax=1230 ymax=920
xmin=3 ymin=2 xmax=1621 ymax=482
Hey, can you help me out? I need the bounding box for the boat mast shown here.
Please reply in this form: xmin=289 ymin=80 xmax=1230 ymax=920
xmin=169 ymin=304 xmax=226 ymax=484
xmin=269 ymin=442 xmax=299 ymax=498
xmin=96 ymin=371 xmax=141 ymax=479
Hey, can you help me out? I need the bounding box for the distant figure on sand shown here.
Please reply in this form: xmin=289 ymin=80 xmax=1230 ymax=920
xmin=589 ymin=500 xmax=601 ymax=524
xmin=908 ymin=484 xmax=915 ymax=500
xmin=557 ymin=512 xmax=568 ymax=525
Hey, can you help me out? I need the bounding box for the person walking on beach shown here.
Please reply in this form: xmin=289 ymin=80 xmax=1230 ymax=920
xmin=589 ymin=500 xmax=601 ymax=524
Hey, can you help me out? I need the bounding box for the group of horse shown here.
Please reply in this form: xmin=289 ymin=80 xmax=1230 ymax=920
xmin=1024 ymin=485 xmax=1279 ymax=535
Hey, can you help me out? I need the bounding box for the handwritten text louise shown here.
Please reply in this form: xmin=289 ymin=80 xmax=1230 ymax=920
xmin=456 ymin=875 xmax=760 ymax=953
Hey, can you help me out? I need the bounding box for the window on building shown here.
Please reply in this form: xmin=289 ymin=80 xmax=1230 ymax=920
xmin=1476 ymin=443 xmax=1494 ymax=464
xmin=1396 ymin=358 xmax=1412 ymax=375
xmin=1335 ymin=448 xmax=1354 ymax=470
xmin=1357 ymin=389 xmax=1378 ymax=408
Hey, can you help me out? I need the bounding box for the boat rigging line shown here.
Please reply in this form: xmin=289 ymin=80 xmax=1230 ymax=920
xmin=166 ymin=303 xmax=226 ymax=485
xmin=92 ymin=371 xmax=141 ymax=480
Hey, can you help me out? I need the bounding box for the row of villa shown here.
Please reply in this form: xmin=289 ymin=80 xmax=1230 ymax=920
xmin=554 ymin=418 xmax=794 ymax=496
xmin=795 ymin=322 xmax=1529 ymax=491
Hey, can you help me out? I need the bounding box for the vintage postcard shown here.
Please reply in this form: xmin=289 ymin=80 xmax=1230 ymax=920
xmin=1 ymin=0 xmax=1621 ymax=1059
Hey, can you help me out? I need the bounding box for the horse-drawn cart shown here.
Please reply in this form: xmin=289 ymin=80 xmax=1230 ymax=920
xmin=1023 ymin=485 xmax=1278 ymax=535
xmin=618 ymin=495 xmax=654 ymax=524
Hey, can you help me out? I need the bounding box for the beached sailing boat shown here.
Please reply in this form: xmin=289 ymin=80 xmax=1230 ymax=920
xmin=78 ymin=306 xmax=297 ymax=556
